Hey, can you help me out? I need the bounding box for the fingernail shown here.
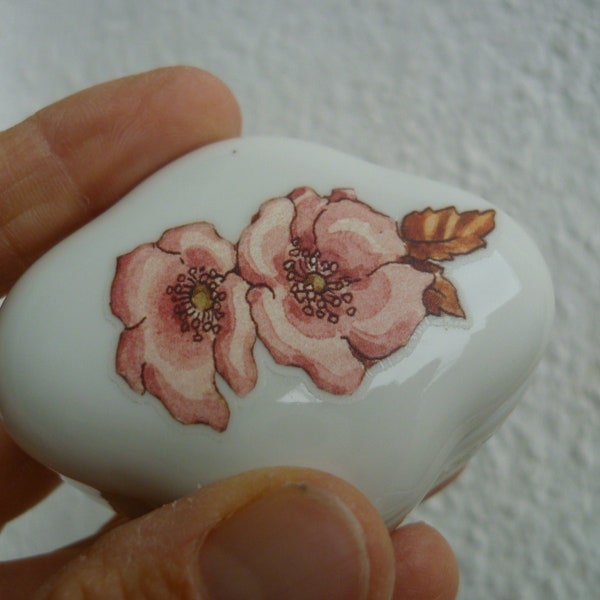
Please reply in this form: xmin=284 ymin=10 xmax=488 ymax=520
xmin=198 ymin=482 xmax=370 ymax=600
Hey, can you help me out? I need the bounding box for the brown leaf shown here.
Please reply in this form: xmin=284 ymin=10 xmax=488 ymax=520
xmin=399 ymin=256 xmax=443 ymax=274
xmin=423 ymin=272 xmax=466 ymax=318
xmin=399 ymin=206 xmax=496 ymax=261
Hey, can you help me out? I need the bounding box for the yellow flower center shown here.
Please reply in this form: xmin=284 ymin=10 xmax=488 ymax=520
xmin=167 ymin=267 xmax=226 ymax=343
xmin=303 ymin=272 xmax=327 ymax=293
xmin=285 ymin=240 xmax=355 ymax=323
xmin=191 ymin=283 xmax=214 ymax=312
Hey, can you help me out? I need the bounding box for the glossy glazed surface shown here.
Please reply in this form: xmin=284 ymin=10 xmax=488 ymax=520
xmin=0 ymin=137 xmax=553 ymax=525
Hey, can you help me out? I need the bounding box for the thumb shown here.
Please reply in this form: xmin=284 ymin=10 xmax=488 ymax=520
xmin=38 ymin=468 xmax=395 ymax=599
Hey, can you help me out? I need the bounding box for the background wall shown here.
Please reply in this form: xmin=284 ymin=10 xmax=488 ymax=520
xmin=1 ymin=1 xmax=598 ymax=598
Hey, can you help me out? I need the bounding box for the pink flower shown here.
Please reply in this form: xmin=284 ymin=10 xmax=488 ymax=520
xmin=110 ymin=223 xmax=257 ymax=430
xmin=238 ymin=187 xmax=435 ymax=394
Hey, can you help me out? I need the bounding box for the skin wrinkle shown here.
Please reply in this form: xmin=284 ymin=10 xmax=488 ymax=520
xmin=0 ymin=219 xmax=28 ymax=278
xmin=35 ymin=73 xmax=164 ymax=210
xmin=0 ymin=118 xmax=87 ymax=292
xmin=0 ymin=166 xmax=45 ymax=220
xmin=0 ymin=121 xmax=51 ymax=212
xmin=31 ymin=110 xmax=94 ymax=214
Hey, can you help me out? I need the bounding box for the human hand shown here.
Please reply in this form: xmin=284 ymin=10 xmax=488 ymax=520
xmin=0 ymin=67 xmax=459 ymax=599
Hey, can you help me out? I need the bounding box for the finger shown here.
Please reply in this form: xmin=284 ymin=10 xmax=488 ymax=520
xmin=0 ymin=515 xmax=128 ymax=600
xmin=0 ymin=423 xmax=60 ymax=527
xmin=0 ymin=65 xmax=241 ymax=294
xmin=0 ymin=536 xmax=94 ymax=600
xmin=32 ymin=467 xmax=396 ymax=600
xmin=391 ymin=522 xmax=459 ymax=600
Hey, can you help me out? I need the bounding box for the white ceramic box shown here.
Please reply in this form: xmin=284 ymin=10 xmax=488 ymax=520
xmin=0 ymin=137 xmax=553 ymax=525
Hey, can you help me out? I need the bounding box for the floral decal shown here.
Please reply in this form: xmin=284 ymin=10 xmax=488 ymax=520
xmin=110 ymin=223 xmax=257 ymax=431
xmin=238 ymin=188 xmax=434 ymax=394
xmin=110 ymin=187 xmax=495 ymax=430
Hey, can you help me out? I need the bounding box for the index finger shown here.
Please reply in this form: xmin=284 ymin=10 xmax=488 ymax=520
xmin=0 ymin=66 xmax=241 ymax=295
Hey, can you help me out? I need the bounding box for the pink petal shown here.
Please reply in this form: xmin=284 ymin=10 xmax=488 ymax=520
xmin=115 ymin=324 xmax=146 ymax=394
xmin=157 ymin=222 xmax=236 ymax=274
xmin=111 ymin=244 xmax=180 ymax=328
xmin=143 ymin=262 xmax=231 ymax=428
xmin=280 ymin=288 xmax=341 ymax=340
xmin=238 ymin=197 xmax=294 ymax=287
xmin=115 ymin=312 xmax=229 ymax=429
xmin=214 ymin=273 xmax=257 ymax=397
xmin=248 ymin=285 xmax=366 ymax=394
xmin=142 ymin=340 xmax=230 ymax=430
xmin=326 ymin=188 xmax=358 ymax=202
xmin=346 ymin=263 xmax=434 ymax=360
xmin=288 ymin=187 xmax=328 ymax=248
xmin=313 ymin=199 xmax=407 ymax=279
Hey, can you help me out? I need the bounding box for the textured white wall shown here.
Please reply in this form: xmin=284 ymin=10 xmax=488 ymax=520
xmin=1 ymin=1 xmax=598 ymax=598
